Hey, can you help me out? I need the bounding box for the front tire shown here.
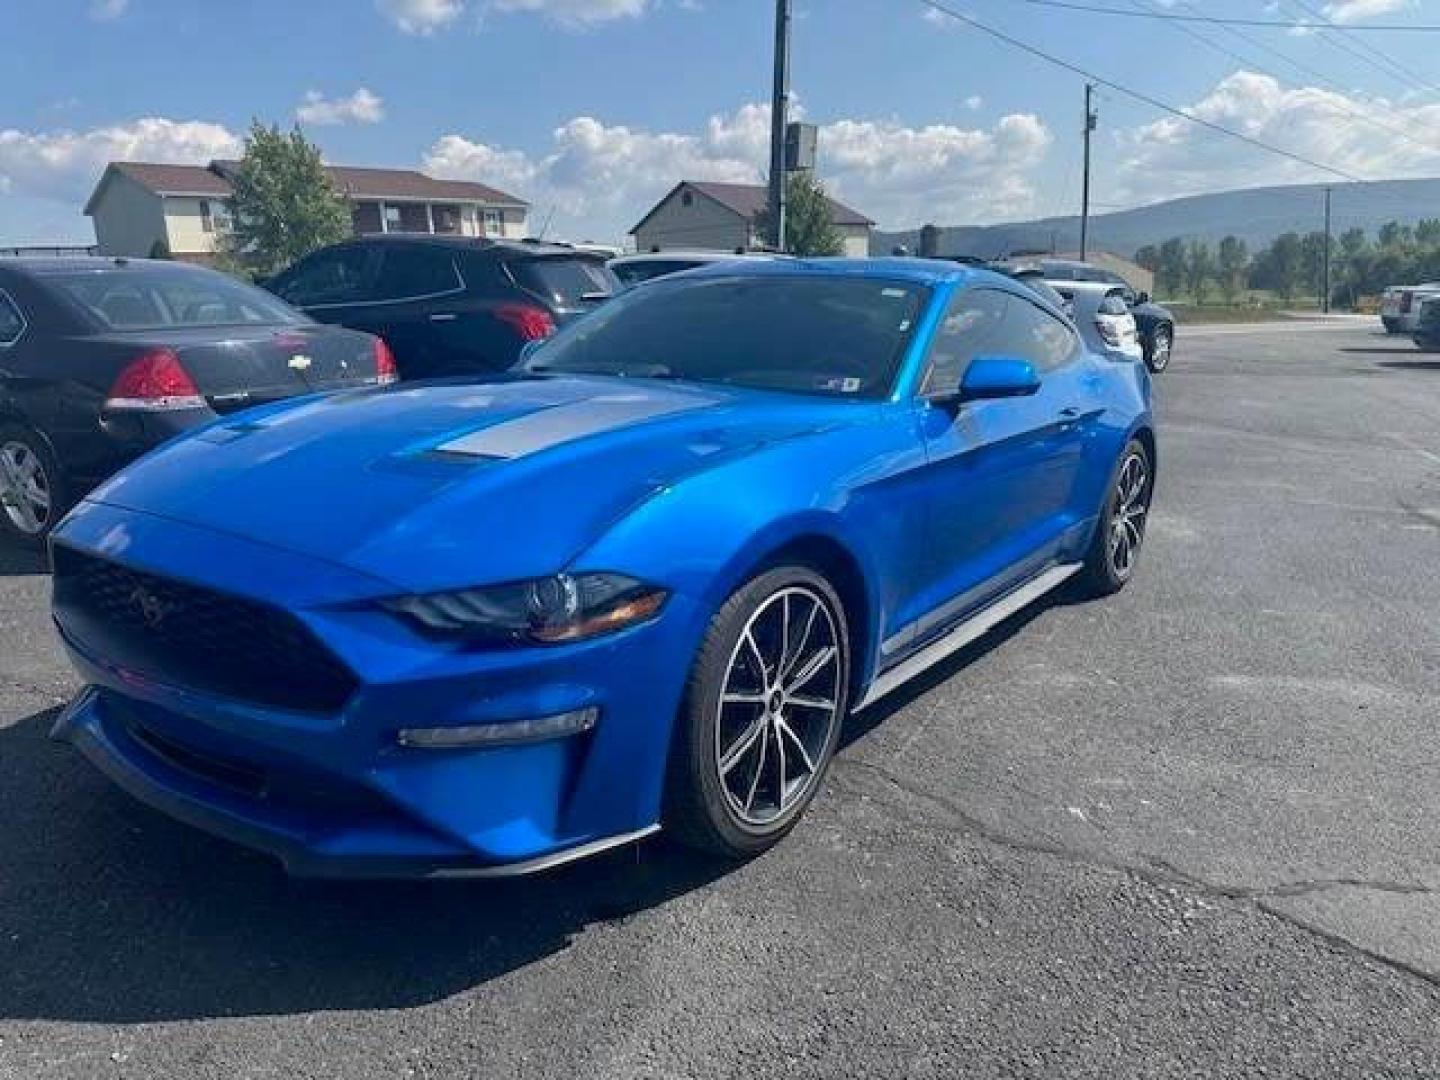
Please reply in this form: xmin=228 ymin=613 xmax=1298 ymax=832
xmin=1076 ymin=439 xmax=1153 ymax=597
xmin=0 ymin=424 xmax=65 ymax=549
xmin=1144 ymin=325 xmax=1173 ymax=373
xmin=666 ymin=566 xmax=850 ymax=858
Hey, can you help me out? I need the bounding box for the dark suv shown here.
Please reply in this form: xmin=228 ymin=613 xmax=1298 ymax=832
xmin=1021 ymin=259 xmax=1175 ymax=373
xmin=266 ymin=236 xmax=619 ymax=379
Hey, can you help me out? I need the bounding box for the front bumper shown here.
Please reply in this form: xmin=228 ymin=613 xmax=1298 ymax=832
xmin=49 ymin=502 xmax=701 ymax=878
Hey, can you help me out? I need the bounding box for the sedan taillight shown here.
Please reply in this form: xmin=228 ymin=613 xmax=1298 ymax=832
xmin=105 ymin=349 xmax=206 ymax=412
xmin=373 ymin=337 xmax=399 ymax=385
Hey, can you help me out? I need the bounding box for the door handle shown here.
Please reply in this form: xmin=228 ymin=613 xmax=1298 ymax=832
xmin=429 ymin=313 xmax=458 ymax=323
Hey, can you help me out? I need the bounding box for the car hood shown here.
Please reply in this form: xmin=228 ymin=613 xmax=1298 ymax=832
xmin=85 ymin=376 xmax=860 ymax=593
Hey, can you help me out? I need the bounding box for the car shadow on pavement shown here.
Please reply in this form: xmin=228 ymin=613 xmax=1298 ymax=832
xmin=0 ymin=540 xmax=46 ymax=576
xmin=0 ymin=706 xmax=731 ymax=1024
xmin=1375 ymin=359 xmax=1440 ymax=371
xmin=0 ymin=589 xmax=1084 ymax=1026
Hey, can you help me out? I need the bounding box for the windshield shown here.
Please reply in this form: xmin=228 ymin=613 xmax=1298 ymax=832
xmin=520 ymin=274 xmax=927 ymax=398
xmin=47 ymin=266 xmax=306 ymax=330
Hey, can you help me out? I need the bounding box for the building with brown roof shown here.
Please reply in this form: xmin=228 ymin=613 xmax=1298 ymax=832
xmin=84 ymin=161 xmax=529 ymax=262
xmin=631 ymin=181 xmax=874 ymax=257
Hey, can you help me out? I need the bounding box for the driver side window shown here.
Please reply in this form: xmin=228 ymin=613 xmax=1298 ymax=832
xmin=920 ymin=288 xmax=1010 ymax=396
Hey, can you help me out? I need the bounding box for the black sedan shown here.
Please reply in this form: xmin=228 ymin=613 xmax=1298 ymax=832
xmin=265 ymin=236 xmax=619 ymax=379
xmin=0 ymin=257 xmax=393 ymax=546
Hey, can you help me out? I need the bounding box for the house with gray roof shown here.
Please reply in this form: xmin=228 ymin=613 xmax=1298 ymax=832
xmin=84 ymin=160 xmax=529 ymax=262
xmin=630 ymin=181 xmax=874 ymax=257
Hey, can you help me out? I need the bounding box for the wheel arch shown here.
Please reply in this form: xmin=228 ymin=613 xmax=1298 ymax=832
xmin=702 ymin=518 xmax=879 ymax=704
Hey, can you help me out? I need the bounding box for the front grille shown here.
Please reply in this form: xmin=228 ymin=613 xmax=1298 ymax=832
xmin=53 ymin=546 xmax=357 ymax=714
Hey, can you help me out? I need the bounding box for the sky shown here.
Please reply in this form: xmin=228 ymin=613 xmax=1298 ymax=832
xmin=4 ymin=0 xmax=1440 ymax=246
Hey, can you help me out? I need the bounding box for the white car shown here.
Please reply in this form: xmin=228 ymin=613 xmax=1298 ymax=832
xmin=1053 ymin=281 xmax=1143 ymax=362
xmin=1380 ymin=283 xmax=1440 ymax=333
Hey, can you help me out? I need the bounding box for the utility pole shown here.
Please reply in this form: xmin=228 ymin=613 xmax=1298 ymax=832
xmin=1080 ymin=83 xmax=1096 ymax=261
xmin=1322 ymin=185 xmax=1333 ymax=314
xmin=767 ymin=0 xmax=792 ymax=253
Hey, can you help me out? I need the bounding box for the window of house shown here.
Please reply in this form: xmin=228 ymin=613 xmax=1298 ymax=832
xmin=483 ymin=209 xmax=503 ymax=236
xmin=199 ymin=200 xmax=213 ymax=234
xmin=383 ymin=204 xmax=403 ymax=231
xmin=0 ymin=290 xmax=26 ymax=345
xmin=681 ymin=191 xmax=694 ymax=207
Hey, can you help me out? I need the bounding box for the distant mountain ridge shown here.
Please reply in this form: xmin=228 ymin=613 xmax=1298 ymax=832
xmin=872 ymin=178 xmax=1440 ymax=260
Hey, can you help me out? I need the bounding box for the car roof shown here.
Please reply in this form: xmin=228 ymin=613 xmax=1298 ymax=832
xmin=1052 ymin=279 xmax=1126 ymax=293
xmin=340 ymin=235 xmax=598 ymax=259
xmin=0 ymin=255 xmax=205 ymax=276
xmin=610 ymin=251 xmax=781 ymax=264
xmin=681 ymin=256 xmax=979 ymax=287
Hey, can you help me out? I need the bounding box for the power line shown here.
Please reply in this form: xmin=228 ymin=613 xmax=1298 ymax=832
xmin=1011 ymin=0 xmax=1440 ymax=31
xmin=1281 ymin=0 xmax=1440 ymax=99
xmin=1126 ymin=0 xmax=1440 ymax=156
xmin=915 ymin=0 xmax=1367 ymax=182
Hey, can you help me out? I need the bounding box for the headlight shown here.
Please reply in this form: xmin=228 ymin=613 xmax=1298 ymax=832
xmin=380 ymin=572 xmax=667 ymax=644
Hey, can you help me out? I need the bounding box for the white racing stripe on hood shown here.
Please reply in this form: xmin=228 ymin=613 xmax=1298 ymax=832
xmin=436 ymin=392 xmax=712 ymax=460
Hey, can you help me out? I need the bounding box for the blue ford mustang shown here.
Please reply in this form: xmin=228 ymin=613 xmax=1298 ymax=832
xmin=49 ymin=259 xmax=1155 ymax=878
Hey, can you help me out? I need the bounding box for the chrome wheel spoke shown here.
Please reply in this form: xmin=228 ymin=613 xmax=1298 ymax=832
xmin=743 ymin=724 xmax=770 ymax=814
xmin=785 ymin=693 xmax=835 ymax=712
xmin=720 ymin=715 xmax=766 ymax=776
xmin=786 ymin=645 xmax=837 ymax=695
xmin=776 ymin=717 xmax=816 ymax=775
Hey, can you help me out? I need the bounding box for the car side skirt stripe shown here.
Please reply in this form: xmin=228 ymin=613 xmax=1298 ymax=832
xmin=854 ymin=562 xmax=1081 ymax=712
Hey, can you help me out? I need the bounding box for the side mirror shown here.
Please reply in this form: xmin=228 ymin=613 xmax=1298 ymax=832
xmin=958 ymin=355 xmax=1041 ymax=401
xmin=1135 ymin=291 xmax=1150 ymax=305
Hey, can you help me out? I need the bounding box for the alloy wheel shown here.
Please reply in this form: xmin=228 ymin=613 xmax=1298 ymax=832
xmin=1149 ymin=329 xmax=1172 ymax=372
xmin=1108 ymin=451 xmax=1150 ymax=580
xmin=0 ymin=440 xmax=51 ymax=536
xmin=715 ymin=586 xmax=842 ymax=827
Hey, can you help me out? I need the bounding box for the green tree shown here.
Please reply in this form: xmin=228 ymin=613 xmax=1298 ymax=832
xmin=1299 ymin=231 xmax=1331 ymax=298
xmin=1185 ymin=240 xmax=1213 ymax=305
xmin=1134 ymin=244 xmax=1160 ymax=274
xmin=1216 ymin=235 xmax=1248 ymax=304
xmin=1156 ymin=237 xmax=1186 ymax=298
xmin=1264 ymin=232 xmax=1304 ymax=300
xmin=754 ymin=171 xmax=844 ymax=257
xmin=222 ymin=120 xmax=351 ymax=276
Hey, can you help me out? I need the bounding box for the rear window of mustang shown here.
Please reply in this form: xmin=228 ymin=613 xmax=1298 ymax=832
xmin=523 ymin=275 xmax=928 ymax=398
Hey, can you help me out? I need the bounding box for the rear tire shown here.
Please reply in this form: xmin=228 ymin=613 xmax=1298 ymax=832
xmin=0 ymin=424 xmax=65 ymax=550
xmin=1075 ymin=439 xmax=1152 ymax=598
xmin=666 ymin=566 xmax=850 ymax=858
xmin=1144 ymin=325 xmax=1173 ymax=373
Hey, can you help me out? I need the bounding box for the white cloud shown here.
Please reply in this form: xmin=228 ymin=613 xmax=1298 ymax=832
xmin=963 ymin=95 xmax=984 ymax=111
xmin=0 ymin=118 xmax=240 ymax=204
xmin=376 ymin=0 xmax=465 ymax=34
xmin=378 ymin=0 xmax=652 ymax=31
xmin=296 ymin=88 xmax=386 ymax=126
xmin=1322 ymin=0 xmax=1411 ymax=23
xmin=89 ymin=0 xmax=128 ymax=19
xmin=488 ymin=0 xmax=649 ymax=27
xmin=1112 ymin=70 xmax=1440 ymax=204
xmin=424 ymin=102 xmax=1053 ymax=240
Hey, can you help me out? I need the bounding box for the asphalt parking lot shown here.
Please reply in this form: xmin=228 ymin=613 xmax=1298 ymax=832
xmin=3 ymin=320 xmax=1439 ymax=1079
